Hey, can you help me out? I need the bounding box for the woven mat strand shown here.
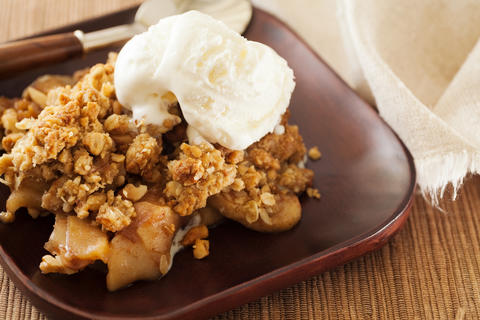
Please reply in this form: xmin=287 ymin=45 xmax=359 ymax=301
xmin=1 ymin=1 xmax=480 ymax=319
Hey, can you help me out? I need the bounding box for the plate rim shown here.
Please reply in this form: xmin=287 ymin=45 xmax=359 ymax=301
xmin=0 ymin=5 xmax=416 ymax=320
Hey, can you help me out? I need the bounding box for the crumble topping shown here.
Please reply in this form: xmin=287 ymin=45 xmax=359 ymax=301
xmin=181 ymin=225 xmax=209 ymax=246
xmin=209 ymin=113 xmax=314 ymax=232
xmin=165 ymin=143 xmax=237 ymax=216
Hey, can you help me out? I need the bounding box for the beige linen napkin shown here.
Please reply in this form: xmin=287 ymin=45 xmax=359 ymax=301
xmin=253 ymin=0 xmax=480 ymax=201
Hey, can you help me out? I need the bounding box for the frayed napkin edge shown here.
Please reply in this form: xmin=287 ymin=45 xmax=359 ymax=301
xmin=417 ymin=150 xmax=480 ymax=205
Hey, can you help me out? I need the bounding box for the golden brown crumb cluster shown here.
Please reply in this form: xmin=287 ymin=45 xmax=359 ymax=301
xmin=0 ymin=53 xmax=316 ymax=290
xmin=165 ymin=143 xmax=237 ymax=216
xmin=308 ymin=146 xmax=322 ymax=160
xmin=210 ymin=114 xmax=314 ymax=232
xmin=306 ymin=187 xmax=321 ymax=199
xmin=182 ymin=224 xmax=210 ymax=259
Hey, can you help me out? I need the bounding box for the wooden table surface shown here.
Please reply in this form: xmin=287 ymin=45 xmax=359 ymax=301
xmin=1 ymin=1 xmax=480 ymax=319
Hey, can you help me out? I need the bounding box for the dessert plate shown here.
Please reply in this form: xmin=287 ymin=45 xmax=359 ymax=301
xmin=0 ymin=6 xmax=415 ymax=320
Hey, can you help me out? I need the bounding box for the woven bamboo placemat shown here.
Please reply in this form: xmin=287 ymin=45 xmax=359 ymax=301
xmin=1 ymin=1 xmax=479 ymax=319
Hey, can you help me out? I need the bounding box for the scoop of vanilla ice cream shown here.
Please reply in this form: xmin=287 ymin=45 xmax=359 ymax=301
xmin=115 ymin=10 xmax=295 ymax=150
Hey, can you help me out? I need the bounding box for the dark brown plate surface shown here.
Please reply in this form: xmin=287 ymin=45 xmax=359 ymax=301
xmin=0 ymin=6 xmax=415 ymax=320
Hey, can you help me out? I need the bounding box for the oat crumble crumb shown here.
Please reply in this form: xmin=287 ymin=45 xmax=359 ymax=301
xmin=306 ymin=187 xmax=321 ymax=199
xmin=193 ymin=239 xmax=209 ymax=259
xmin=181 ymin=224 xmax=209 ymax=246
xmin=308 ymin=146 xmax=322 ymax=160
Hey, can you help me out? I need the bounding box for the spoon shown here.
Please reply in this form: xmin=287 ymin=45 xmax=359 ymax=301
xmin=0 ymin=0 xmax=252 ymax=78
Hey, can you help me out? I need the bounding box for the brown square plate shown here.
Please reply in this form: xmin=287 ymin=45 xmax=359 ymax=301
xmin=0 ymin=6 xmax=415 ymax=320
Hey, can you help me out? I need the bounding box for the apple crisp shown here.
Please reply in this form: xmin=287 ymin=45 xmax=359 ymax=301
xmin=0 ymin=54 xmax=315 ymax=291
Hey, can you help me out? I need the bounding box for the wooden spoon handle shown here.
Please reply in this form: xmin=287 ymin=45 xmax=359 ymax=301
xmin=0 ymin=32 xmax=83 ymax=78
